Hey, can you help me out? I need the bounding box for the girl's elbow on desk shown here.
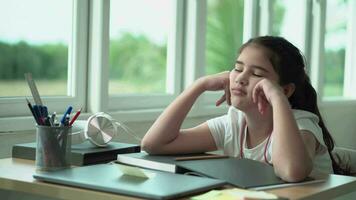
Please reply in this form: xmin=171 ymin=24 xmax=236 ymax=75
xmin=141 ymin=138 xmax=167 ymax=155
xmin=141 ymin=138 xmax=157 ymax=154
xmin=274 ymin=162 xmax=313 ymax=182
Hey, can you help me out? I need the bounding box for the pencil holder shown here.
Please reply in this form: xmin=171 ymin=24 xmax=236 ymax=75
xmin=35 ymin=125 xmax=72 ymax=171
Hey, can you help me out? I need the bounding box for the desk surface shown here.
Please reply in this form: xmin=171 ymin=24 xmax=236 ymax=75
xmin=0 ymin=158 xmax=356 ymax=200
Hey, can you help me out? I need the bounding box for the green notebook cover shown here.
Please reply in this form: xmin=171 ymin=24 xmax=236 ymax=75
xmin=12 ymin=141 xmax=140 ymax=166
xmin=33 ymin=163 xmax=226 ymax=200
xmin=177 ymin=157 xmax=286 ymax=189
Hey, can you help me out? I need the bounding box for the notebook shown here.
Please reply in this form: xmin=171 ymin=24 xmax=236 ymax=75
xmin=33 ymin=163 xmax=226 ymax=200
xmin=12 ymin=141 xmax=140 ymax=166
xmin=116 ymin=151 xmax=219 ymax=173
xmin=177 ymin=158 xmax=286 ymax=189
xmin=116 ymin=152 xmax=287 ymax=189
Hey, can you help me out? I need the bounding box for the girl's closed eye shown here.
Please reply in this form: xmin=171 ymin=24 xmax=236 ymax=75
xmin=252 ymin=69 xmax=265 ymax=77
xmin=233 ymin=64 xmax=243 ymax=72
xmin=252 ymin=72 xmax=264 ymax=77
xmin=234 ymin=68 xmax=243 ymax=72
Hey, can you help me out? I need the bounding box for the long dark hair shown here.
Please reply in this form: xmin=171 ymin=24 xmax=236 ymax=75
xmin=240 ymin=36 xmax=349 ymax=175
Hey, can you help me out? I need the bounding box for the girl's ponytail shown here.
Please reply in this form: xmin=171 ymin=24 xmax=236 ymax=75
xmin=300 ymin=80 xmax=350 ymax=175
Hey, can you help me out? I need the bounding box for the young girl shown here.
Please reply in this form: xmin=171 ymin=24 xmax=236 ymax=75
xmin=141 ymin=36 xmax=345 ymax=182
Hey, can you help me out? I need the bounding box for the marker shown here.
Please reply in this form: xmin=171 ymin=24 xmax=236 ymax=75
xmin=60 ymin=106 xmax=73 ymax=125
xmin=69 ymin=108 xmax=82 ymax=126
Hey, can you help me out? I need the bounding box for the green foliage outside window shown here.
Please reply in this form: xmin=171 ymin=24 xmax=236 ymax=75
xmin=206 ymin=0 xmax=244 ymax=75
xmin=109 ymin=33 xmax=166 ymax=81
xmin=0 ymin=41 xmax=67 ymax=80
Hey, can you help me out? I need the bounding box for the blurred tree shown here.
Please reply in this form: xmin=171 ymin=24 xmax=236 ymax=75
xmin=36 ymin=43 xmax=68 ymax=79
xmin=206 ymin=0 xmax=244 ymax=75
xmin=0 ymin=42 xmax=15 ymax=79
xmin=109 ymin=33 xmax=166 ymax=83
xmin=272 ymin=0 xmax=286 ymax=36
xmin=325 ymin=49 xmax=345 ymax=85
xmin=0 ymin=41 xmax=67 ymax=80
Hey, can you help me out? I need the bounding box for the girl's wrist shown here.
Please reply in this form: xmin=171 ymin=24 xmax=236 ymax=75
xmin=194 ymin=77 xmax=208 ymax=93
xmin=270 ymin=91 xmax=289 ymax=107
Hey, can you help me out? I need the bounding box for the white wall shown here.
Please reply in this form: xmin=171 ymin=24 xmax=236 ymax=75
xmin=321 ymin=105 xmax=356 ymax=149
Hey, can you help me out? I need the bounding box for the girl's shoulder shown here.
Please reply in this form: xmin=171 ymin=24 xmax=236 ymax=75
xmin=227 ymin=106 xmax=244 ymax=123
xmin=292 ymin=109 xmax=320 ymax=123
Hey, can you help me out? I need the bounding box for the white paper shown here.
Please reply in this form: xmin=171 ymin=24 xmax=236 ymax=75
xmin=116 ymin=163 xmax=156 ymax=179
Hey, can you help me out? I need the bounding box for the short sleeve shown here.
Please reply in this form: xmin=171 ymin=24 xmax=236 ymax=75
xmin=206 ymin=115 xmax=228 ymax=150
xmin=294 ymin=110 xmax=326 ymax=147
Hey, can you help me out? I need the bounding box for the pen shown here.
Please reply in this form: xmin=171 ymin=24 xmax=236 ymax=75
xmin=69 ymin=108 xmax=82 ymax=126
xmin=26 ymin=98 xmax=40 ymax=125
xmin=48 ymin=116 xmax=54 ymax=127
xmin=50 ymin=112 xmax=55 ymax=125
xmin=175 ymin=154 xmax=229 ymax=161
xmin=65 ymin=114 xmax=70 ymax=126
xmin=60 ymin=106 xmax=73 ymax=125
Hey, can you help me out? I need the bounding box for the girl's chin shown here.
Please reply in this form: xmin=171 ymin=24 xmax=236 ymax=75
xmin=231 ymin=100 xmax=255 ymax=111
xmin=231 ymin=101 xmax=248 ymax=110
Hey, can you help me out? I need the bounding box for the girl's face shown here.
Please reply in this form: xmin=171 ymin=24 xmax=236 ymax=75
xmin=229 ymin=45 xmax=279 ymax=110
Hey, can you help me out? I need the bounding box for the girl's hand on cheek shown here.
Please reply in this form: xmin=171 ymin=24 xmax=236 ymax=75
xmin=198 ymin=71 xmax=231 ymax=106
xmin=252 ymin=79 xmax=284 ymax=114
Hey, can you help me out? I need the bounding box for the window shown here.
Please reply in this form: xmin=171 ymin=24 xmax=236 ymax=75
xmin=0 ymin=0 xmax=72 ymax=97
xmin=109 ymin=0 xmax=174 ymax=95
xmin=1 ymin=0 xmax=356 ymax=132
xmin=323 ymin=0 xmax=348 ymax=97
xmin=205 ymin=0 xmax=244 ymax=75
xmin=106 ymin=0 xmax=181 ymax=111
xmin=0 ymin=0 xmax=86 ymax=122
xmin=201 ymin=0 xmax=244 ymax=110
xmin=271 ymin=0 xmax=307 ymax=54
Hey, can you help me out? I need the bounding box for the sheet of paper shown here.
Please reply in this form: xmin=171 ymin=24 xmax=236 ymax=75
xmin=191 ymin=188 xmax=278 ymax=200
xmin=227 ymin=188 xmax=278 ymax=199
xmin=116 ymin=163 xmax=156 ymax=179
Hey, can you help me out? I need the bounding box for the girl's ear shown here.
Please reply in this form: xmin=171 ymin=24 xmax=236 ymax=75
xmin=283 ymin=83 xmax=295 ymax=98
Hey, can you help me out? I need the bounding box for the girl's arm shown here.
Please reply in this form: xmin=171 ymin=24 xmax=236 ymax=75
xmin=141 ymin=72 xmax=231 ymax=155
xmin=253 ymin=79 xmax=315 ymax=182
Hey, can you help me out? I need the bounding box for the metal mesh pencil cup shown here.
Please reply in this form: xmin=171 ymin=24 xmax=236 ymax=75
xmin=35 ymin=125 xmax=71 ymax=171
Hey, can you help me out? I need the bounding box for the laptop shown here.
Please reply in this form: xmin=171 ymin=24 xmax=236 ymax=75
xmin=33 ymin=163 xmax=226 ymax=200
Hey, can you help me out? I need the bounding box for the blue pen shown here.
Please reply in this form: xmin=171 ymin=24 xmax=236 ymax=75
xmin=60 ymin=106 xmax=73 ymax=125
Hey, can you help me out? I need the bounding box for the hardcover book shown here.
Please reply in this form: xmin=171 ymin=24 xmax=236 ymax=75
xmin=116 ymin=152 xmax=220 ymax=173
xmin=12 ymin=141 xmax=140 ymax=166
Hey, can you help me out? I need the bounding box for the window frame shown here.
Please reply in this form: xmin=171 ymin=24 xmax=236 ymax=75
xmin=311 ymin=0 xmax=356 ymax=102
xmin=343 ymin=0 xmax=356 ymax=99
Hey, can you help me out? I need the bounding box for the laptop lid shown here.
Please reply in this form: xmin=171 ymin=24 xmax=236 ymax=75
xmin=33 ymin=163 xmax=226 ymax=200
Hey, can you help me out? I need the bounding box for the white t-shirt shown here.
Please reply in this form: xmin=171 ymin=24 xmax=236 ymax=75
xmin=207 ymin=106 xmax=333 ymax=174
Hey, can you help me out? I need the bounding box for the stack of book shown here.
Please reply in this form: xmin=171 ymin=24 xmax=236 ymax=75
xmin=12 ymin=141 xmax=140 ymax=166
